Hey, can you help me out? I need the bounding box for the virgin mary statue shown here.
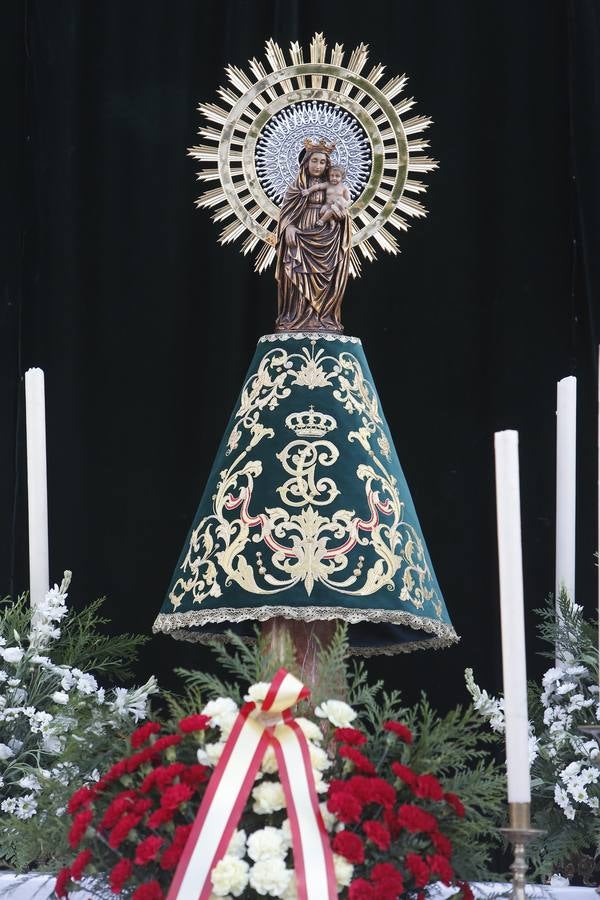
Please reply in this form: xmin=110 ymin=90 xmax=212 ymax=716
xmin=275 ymin=139 xmax=351 ymax=333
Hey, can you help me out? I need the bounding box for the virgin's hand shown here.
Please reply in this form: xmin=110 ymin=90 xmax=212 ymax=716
xmin=286 ymin=225 xmax=298 ymax=247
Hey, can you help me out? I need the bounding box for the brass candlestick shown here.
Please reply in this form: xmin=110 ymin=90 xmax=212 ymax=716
xmin=500 ymin=802 xmax=544 ymax=900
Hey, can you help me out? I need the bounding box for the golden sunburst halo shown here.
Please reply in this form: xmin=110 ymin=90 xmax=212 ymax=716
xmin=188 ymin=34 xmax=438 ymax=278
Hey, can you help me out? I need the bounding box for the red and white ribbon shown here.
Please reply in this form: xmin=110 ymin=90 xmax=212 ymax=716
xmin=166 ymin=668 xmax=337 ymax=900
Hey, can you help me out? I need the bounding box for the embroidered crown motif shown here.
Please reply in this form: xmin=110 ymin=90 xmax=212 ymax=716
xmin=303 ymin=136 xmax=337 ymax=155
xmin=285 ymin=407 xmax=337 ymax=437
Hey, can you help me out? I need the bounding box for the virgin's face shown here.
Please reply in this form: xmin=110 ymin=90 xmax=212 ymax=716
xmin=307 ymin=152 xmax=327 ymax=178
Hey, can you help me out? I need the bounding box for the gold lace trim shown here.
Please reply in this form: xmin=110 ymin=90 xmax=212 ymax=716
xmin=152 ymin=606 xmax=459 ymax=657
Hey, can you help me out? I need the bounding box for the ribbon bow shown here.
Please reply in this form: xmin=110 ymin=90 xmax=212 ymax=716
xmin=167 ymin=668 xmax=337 ymax=900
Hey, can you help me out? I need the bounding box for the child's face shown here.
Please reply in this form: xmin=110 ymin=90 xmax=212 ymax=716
xmin=329 ymin=169 xmax=343 ymax=185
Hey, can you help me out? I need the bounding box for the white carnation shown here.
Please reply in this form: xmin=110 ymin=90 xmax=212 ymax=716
xmin=252 ymin=780 xmax=286 ymax=815
xmin=210 ymin=855 xmax=249 ymax=897
xmin=204 ymin=742 xmax=226 ymax=766
xmin=249 ymin=857 xmax=291 ymax=897
xmin=76 ymin=673 xmax=98 ymax=695
xmin=295 ymin=717 xmax=323 ymax=743
xmin=333 ymin=853 xmax=354 ymax=888
xmin=245 ymin=682 xmax=271 ymax=704
xmin=202 ymin=697 xmax=238 ymax=730
xmin=319 ymin=801 xmax=337 ymax=832
xmin=247 ymin=826 xmax=286 ymax=862
xmin=314 ymin=700 xmax=356 ymax=728
xmin=308 ymin=743 xmax=331 ymax=772
xmin=281 ymin=874 xmax=298 ymax=900
xmin=227 ymin=829 xmax=247 ymax=859
xmin=280 ymin=818 xmax=292 ymax=850
xmin=18 ymin=775 xmax=41 ymax=792
xmin=261 ymin=745 xmax=279 ymax=775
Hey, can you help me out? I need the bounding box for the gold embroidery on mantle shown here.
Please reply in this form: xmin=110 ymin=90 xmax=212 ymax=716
xmin=168 ymin=341 xmax=442 ymax=621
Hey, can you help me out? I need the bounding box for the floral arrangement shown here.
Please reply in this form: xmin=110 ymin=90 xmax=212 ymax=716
xmin=0 ymin=573 xmax=157 ymax=870
xmin=55 ymin=630 xmax=505 ymax=898
xmin=466 ymin=591 xmax=600 ymax=880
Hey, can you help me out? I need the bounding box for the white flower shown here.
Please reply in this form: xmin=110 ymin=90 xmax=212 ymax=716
xmin=41 ymin=733 xmax=63 ymax=754
xmin=280 ymin=819 xmax=292 ymax=851
xmin=0 ymin=671 xmax=7 ymax=682
xmin=52 ymin=691 xmax=69 ymax=705
xmin=543 ymin=667 xmax=566 ymax=688
xmin=1 ymin=798 xmax=17 ymax=814
xmin=564 ymin=803 xmax=576 ymax=820
xmin=249 ymin=858 xmax=291 ymax=897
xmin=210 ymin=855 xmax=249 ymax=897
xmin=110 ymin=677 xmax=157 ymax=721
xmin=554 ymin=785 xmax=570 ymax=809
xmin=0 ymin=743 xmax=15 ymax=761
xmin=312 ymin=770 xmax=328 ymax=794
xmin=14 ymin=793 xmax=37 ymax=820
xmin=1 ymin=647 xmax=24 ymax=664
xmin=202 ymin=697 xmax=238 ymax=731
xmin=10 ymin=688 xmax=27 ymax=705
xmin=8 ymin=738 xmax=23 ymax=753
xmin=308 ymin=743 xmax=331 ymax=772
xmin=76 ymin=672 xmax=98 ymax=695
xmin=30 ymin=711 xmax=53 ymax=733
xmin=0 ymin=776 xmax=4 ymax=788
xmin=226 ymin=829 xmax=247 ymax=859
xmin=295 ymin=717 xmax=323 ymax=743
xmin=247 ymin=826 xmax=286 ymax=862
xmin=261 ymin=745 xmax=279 ymax=775
xmin=319 ymin=801 xmax=337 ymax=832
xmin=281 ymin=874 xmax=298 ymax=900
xmin=333 ymin=853 xmax=354 ymax=888
xmin=7 ymin=677 xmax=20 ymax=687
xmin=314 ymin=700 xmax=356 ymax=729
xmin=566 ymin=665 xmax=588 ymax=676
xmin=245 ymin=683 xmax=271 ymax=704
xmin=60 ymin=670 xmax=76 ymax=691
xmin=200 ymin=742 xmax=226 ymax=766
xmin=18 ymin=775 xmax=41 ymax=793
xmin=556 ymin=682 xmax=577 ymax=695
xmin=252 ymin=780 xmax=286 ymax=815
xmin=218 ymin=712 xmax=238 ymax=740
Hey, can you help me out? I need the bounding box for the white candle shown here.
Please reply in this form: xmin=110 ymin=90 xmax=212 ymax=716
xmin=25 ymin=368 xmax=49 ymax=608
xmin=494 ymin=430 xmax=531 ymax=804
xmin=555 ymin=376 xmax=577 ymax=608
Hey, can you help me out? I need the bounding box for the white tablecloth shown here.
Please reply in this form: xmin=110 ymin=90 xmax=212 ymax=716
xmin=0 ymin=874 xmax=598 ymax=899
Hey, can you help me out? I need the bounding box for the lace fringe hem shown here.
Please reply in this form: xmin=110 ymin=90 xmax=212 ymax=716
xmin=152 ymin=606 xmax=459 ymax=657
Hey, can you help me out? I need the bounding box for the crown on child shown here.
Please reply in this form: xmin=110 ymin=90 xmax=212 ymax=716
xmin=303 ymin=137 xmax=336 ymax=155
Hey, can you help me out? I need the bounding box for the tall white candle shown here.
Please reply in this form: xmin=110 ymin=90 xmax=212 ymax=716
xmin=555 ymin=376 xmax=577 ymax=608
xmin=25 ymin=368 xmax=49 ymax=608
xmin=494 ymin=430 xmax=531 ymax=804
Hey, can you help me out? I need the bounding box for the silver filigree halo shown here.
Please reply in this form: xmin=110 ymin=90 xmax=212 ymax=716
xmin=255 ymin=101 xmax=372 ymax=204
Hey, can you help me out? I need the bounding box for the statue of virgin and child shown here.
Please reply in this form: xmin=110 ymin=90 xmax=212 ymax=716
xmin=275 ymin=138 xmax=352 ymax=333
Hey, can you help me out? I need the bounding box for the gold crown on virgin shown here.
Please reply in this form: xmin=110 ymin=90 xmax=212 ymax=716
xmin=303 ymin=137 xmax=337 ymax=155
xmin=285 ymin=407 xmax=337 ymax=438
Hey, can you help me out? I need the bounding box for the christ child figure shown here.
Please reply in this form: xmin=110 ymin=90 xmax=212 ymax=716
xmin=302 ymin=165 xmax=351 ymax=229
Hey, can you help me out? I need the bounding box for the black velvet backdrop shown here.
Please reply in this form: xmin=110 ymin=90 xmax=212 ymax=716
xmin=3 ymin=1 xmax=599 ymax=705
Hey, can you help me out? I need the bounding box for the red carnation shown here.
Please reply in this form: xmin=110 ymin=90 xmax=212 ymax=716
xmin=131 ymin=880 xmax=164 ymax=900
xmin=178 ymin=713 xmax=211 ymax=733
xmin=159 ymin=840 xmax=185 ymax=871
xmin=405 ymin=852 xmax=430 ymax=888
xmin=55 ymin=867 xmax=71 ymax=898
xmin=371 ymin=861 xmax=404 ymax=894
xmin=71 ymin=849 xmax=92 ymax=881
xmin=332 ymin=830 xmax=365 ymax=864
xmin=339 ymin=745 xmax=376 ymax=774
xmin=131 ymin=721 xmax=162 ymax=749
xmin=147 ymin=807 xmax=174 ymax=829
xmin=327 ymin=790 xmax=363 ymax=824
xmin=150 ymin=734 xmax=182 ymax=754
xmin=67 ymin=786 xmax=95 ymax=815
xmin=444 ymin=791 xmax=465 ymax=817
xmin=68 ymin=809 xmax=94 ymax=848
xmin=133 ymin=797 xmax=153 ymax=816
xmin=383 ymin=720 xmax=413 ymax=743
xmin=334 ymin=727 xmax=367 ymax=746
xmin=108 ymin=813 xmax=143 ymax=849
xmin=153 ymin=763 xmax=186 ymax=789
xmin=362 ymin=819 xmax=391 ymax=850
xmin=431 ymin=831 xmax=453 ymax=858
xmin=391 ymin=761 xmax=417 ymax=788
xmin=414 ymin=773 xmax=444 ymax=801
xmin=135 ymin=835 xmax=164 ymax=865
xmin=126 ymin=747 xmax=156 ymax=774
xmin=397 ymin=804 xmax=438 ymax=834
xmin=99 ymin=790 xmax=138 ymax=830
xmin=181 ymin=764 xmax=209 ymax=787
xmin=428 ymin=853 xmax=454 ymax=885
xmin=109 ymin=858 xmax=134 ymax=893
xmin=104 ymin=760 xmax=128 ymax=783
xmin=159 ymin=782 xmax=193 ymax=811
xmin=459 ymin=881 xmax=474 ymax=900
xmin=349 ymin=880 xmax=376 ymax=900
xmin=348 ymin=775 xmax=396 ymax=809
